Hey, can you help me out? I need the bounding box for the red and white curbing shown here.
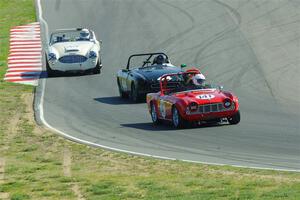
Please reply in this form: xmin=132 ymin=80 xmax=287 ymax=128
xmin=4 ymin=22 xmax=42 ymax=86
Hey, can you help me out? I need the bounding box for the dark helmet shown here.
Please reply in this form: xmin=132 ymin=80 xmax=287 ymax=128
xmin=153 ymin=54 xmax=166 ymax=65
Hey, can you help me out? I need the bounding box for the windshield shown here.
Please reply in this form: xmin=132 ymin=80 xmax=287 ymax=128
xmin=50 ymin=30 xmax=93 ymax=45
xmin=160 ymin=73 xmax=215 ymax=94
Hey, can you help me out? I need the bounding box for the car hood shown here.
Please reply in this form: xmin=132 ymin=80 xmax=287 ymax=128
xmin=134 ymin=65 xmax=181 ymax=81
xmin=50 ymin=41 xmax=94 ymax=57
xmin=174 ymin=89 xmax=232 ymax=104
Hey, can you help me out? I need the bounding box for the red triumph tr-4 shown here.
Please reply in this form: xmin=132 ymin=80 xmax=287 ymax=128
xmin=146 ymin=71 xmax=240 ymax=128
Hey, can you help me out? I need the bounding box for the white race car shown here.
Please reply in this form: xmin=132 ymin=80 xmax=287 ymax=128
xmin=46 ymin=28 xmax=102 ymax=76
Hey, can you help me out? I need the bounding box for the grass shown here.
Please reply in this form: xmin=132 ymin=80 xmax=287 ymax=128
xmin=0 ymin=0 xmax=300 ymax=199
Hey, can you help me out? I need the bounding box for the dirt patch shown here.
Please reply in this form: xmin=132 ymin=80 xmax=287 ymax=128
xmin=22 ymin=93 xmax=44 ymax=136
xmin=63 ymin=148 xmax=72 ymax=177
xmin=0 ymin=158 xmax=10 ymax=200
xmin=63 ymin=148 xmax=85 ymax=200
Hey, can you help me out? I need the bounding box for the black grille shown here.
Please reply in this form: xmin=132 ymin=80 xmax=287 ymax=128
xmin=198 ymin=103 xmax=234 ymax=113
xmin=59 ymin=55 xmax=87 ymax=63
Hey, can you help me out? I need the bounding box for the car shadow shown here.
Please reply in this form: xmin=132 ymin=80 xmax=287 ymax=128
xmin=94 ymin=96 xmax=145 ymax=105
xmin=20 ymin=70 xmax=99 ymax=79
xmin=121 ymin=121 xmax=227 ymax=131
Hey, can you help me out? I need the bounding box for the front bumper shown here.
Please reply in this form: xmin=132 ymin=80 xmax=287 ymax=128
xmin=48 ymin=59 xmax=98 ymax=72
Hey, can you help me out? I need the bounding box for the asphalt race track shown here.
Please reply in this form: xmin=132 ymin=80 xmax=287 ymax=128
xmin=35 ymin=0 xmax=300 ymax=171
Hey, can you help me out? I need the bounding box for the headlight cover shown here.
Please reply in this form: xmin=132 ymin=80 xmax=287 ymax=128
xmin=89 ymin=51 xmax=97 ymax=59
xmin=48 ymin=53 xmax=57 ymax=61
xmin=223 ymin=98 xmax=232 ymax=108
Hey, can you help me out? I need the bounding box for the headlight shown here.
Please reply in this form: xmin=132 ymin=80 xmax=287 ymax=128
xmin=48 ymin=53 xmax=57 ymax=61
xmin=223 ymin=99 xmax=232 ymax=108
xmin=188 ymin=102 xmax=198 ymax=112
xmin=89 ymin=51 xmax=97 ymax=59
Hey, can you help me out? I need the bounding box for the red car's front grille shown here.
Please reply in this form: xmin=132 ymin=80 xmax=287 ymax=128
xmin=198 ymin=103 xmax=234 ymax=114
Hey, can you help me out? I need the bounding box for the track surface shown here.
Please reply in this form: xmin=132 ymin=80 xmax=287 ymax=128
xmin=37 ymin=0 xmax=300 ymax=171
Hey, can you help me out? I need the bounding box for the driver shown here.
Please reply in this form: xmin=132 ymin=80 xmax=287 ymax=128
xmin=78 ymin=29 xmax=90 ymax=41
xmin=152 ymin=54 xmax=167 ymax=65
xmin=192 ymin=73 xmax=206 ymax=86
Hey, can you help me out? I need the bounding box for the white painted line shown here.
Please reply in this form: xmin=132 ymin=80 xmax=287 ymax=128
xmin=8 ymin=60 xmax=42 ymax=64
xmin=10 ymin=44 xmax=42 ymax=49
xmin=5 ymin=71 xmax=41 ymax=76
xmin=8 ymin=63 xmax=42 ymax=67
xmin=10 ymin=38 xmax=41 ymax=41
xmin=11 ymin=42 xmax=41 ymax=45
xmin=7 ymin=68 xmax=42 ymax=72
xmin=9 ymin=52 xmax=42 ymax=55
xmin=10 ymin=49 xmax=42 ymax=52
xmin=8 ymin=56 xmax=42 ymax=59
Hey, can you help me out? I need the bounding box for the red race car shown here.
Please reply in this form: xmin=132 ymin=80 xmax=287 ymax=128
xmin=146 ymin=71 xmax=240 ymax=128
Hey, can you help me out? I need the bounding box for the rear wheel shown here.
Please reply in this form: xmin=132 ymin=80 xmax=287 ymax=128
xmin=227 ymin=110 xmax=241 ymax=125
xmin=150 ymin=102 xmax=160 ymax=125
xmin=172 ymin=106 xmax=187 ymax=129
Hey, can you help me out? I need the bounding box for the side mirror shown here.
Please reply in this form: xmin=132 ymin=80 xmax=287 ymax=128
xmin=218 ymin=85 xmax=224 ymax=90
xmin=181 ymin=64 xmax=187 ymax=68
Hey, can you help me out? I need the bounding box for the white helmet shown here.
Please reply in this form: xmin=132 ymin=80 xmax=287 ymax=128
xmin=80 ymin=29 xmax=90 ymax=39
xmin=192 ymin=73 xmax=206 ymax=85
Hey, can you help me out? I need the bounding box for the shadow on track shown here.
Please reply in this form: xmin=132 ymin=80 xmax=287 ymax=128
xmin=121 ymin=121 xmax=226 ymax=131
xmin=94 ymin=96 xmax=144 ymax=105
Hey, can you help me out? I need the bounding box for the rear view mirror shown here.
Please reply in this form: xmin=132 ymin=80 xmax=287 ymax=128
xmin=218 ymin=85 xmax=224 ymax=90
xmin=181 ymin=64 xmax=187 ymax=68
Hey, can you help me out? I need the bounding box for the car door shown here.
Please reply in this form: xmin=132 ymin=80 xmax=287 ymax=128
xmin=157 ymin=95 xmax=173 ymax=120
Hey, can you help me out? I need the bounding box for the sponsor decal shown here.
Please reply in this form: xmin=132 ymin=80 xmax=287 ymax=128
xmin=159 ymin=100 xmax=167 ymax=118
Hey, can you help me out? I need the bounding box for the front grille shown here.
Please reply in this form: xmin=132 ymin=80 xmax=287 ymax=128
xmin=59 ymin=55 xmax=87 ymax=63
xmin=196 ymin=103 xmax=234 ymax=114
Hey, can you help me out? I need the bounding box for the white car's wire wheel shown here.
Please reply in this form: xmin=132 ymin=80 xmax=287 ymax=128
xmin=227 ymin=110 xmax=241 ymax=125
xmin=150 ymin=102 xmax=160 ymax=124
xmin=45 ymin=55 xmax=56 ymax=77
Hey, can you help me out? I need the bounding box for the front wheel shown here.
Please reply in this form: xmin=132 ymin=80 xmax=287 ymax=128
xmin=46 ymin=58 xmax=56 ymax=77
xmin=117 ymin=78 xmax=128 ymax=98
xmin=130 ymin=83 xmax=141 ymax=103
xmin=227 ymin=110 xmax=241 ymax=125
xmin=172 ymin=106 xmax=187 ymax=129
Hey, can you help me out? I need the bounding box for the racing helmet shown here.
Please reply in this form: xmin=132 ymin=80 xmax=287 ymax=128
xmin=192 ymin=73 xmax=206 ymax=85
xmin=80 ymin=29 xmax=90 ymax=39
xmin=153 ymin=54 xmax=166 ymax=65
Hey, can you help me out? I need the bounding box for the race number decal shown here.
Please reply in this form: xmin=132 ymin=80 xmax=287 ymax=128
xmin=159 ymin=100 xmax=167 ymax=118
xmin=197 ymin=94 xmax=215 ymax=100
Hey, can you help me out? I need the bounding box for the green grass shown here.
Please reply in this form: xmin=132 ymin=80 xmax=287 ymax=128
xmin=0 ymin=0 xmax=300 ymax=199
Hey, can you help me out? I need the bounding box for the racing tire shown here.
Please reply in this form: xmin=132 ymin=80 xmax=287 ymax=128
xmin=46 ymin=57 xmax=56 ymax=77
xmin=227 ymin=110 xmax=240 ymax=125
xmin=150 ymin=102 xmax=161 ymax=125
xmin=117 ymin=78 xmax=128 ymax=98
xmin=93 ymin=60 xmax=102 ymax=74
xmin=172 ymin=106 xmax=187 ymax=129
xmin=130 ymin=83 xmax=141 ymax=103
